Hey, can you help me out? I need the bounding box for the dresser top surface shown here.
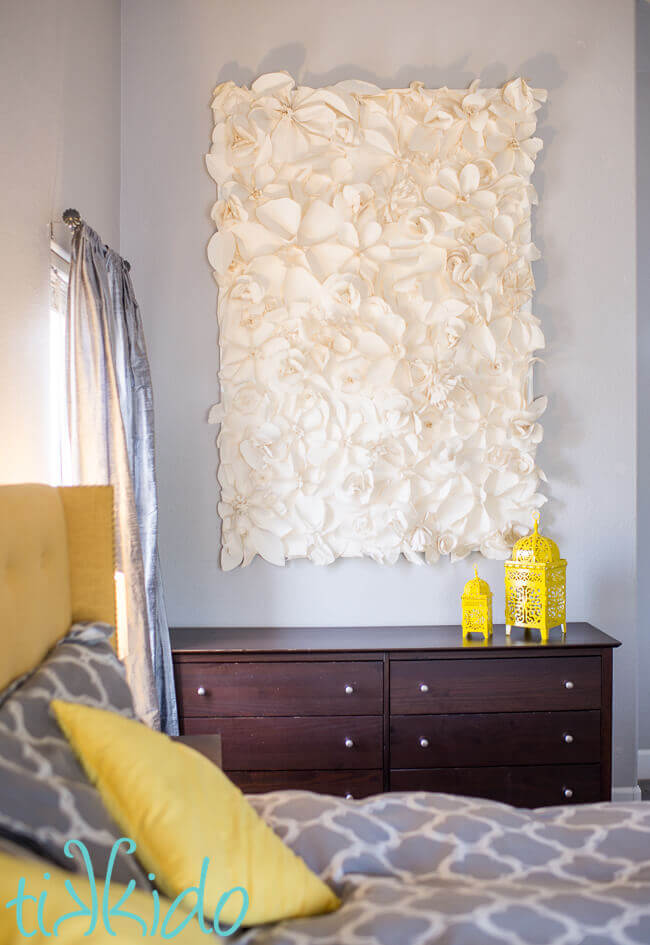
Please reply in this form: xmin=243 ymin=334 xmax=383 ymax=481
xmin=171 ymin=623 xmax=620 ymax=654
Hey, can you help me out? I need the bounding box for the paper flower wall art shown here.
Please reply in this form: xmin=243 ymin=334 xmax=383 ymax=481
xmin=206 ymin=73 xmax=548 ymax=570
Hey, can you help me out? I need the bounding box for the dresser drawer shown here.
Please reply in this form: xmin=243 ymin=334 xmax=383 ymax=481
xmin=391 ymin=711 xmax=601 ymax=768
xmin=390 ymin=657 xmax=601 ymax=714
xmin=176 ymin=660 xmax=383 ymax=717
xmin=227 ymin=769 xmax=384 ymax=798
xmin=184 ymin=716 xmax=383 ymax=770
xmin=390 ymin=764 xmax=601 ymax=807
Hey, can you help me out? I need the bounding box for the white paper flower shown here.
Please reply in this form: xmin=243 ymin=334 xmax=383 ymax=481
xmin=249 ymin=72 xmax=342 ymax=164
xmin=425 ymin=163 xmax=497 ymax=213
xmin=218 ymin=466 xmax=292 ymax=570
xmin=486 ymin=120 xmax=543 ymax=177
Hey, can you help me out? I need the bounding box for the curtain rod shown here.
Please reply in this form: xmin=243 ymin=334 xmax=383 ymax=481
xmin=60 ymin=208 xmax=131 ymax=271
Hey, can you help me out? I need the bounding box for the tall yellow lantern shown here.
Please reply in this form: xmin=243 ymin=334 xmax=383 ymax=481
xmin=462 ymin=567 xmax=493 ymax=641
xmin=504 ymin=512 xmax=567 ymax=643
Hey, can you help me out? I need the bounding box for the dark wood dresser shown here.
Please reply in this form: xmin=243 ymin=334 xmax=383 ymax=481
xmin=171 ymin=623 xmax=619 ymax=808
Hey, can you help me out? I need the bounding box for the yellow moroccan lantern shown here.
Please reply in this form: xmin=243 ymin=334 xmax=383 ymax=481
xmin=461 ymin=566 xmax=493 ymax=641
xmin=505 ymin=512 xmax=567 ymax=642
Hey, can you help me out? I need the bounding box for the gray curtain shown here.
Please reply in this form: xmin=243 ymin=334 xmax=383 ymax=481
xmin=65 ymin=223 xmax=179 ymax=734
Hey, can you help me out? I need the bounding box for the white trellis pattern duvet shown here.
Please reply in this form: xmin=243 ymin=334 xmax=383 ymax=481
xmin=239 ymin=791 xmax=650 ymax=945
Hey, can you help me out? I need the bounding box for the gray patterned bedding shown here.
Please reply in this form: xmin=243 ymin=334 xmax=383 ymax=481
xmin=241 ymin=790 xmax=650 ymax=945
xmin=2 ymin=628 xmax=649 ymax=944
xmin=0 ymin=623 xmax=149 ymax=886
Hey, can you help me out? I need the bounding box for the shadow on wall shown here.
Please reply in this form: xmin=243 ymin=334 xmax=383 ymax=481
xmin=213 ymin=45 xmax=568 ymax=94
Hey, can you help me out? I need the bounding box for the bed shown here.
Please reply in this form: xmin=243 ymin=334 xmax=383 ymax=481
xmin=1 ymin=484 xmax=649 ymax=945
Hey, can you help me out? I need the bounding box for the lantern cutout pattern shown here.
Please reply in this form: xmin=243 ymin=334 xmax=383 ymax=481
xmin=504 ymin=512 xmax=567 ymax=642
xmin=462 ymin=567 xmax=493 ymax=642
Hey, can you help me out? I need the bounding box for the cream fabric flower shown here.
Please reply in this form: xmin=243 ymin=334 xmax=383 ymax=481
xmin=206 ymin=74 xmax=547 ymax=569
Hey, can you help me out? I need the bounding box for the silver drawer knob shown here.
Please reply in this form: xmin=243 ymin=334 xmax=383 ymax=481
xmin=419 ymin=737 xmax=429 ymax=749
xmin=344 ymin=737 xmax=354 ymax=749
xmin=563 ymin=787 xmax=574 ymax=799
xmin=344 ymin=685 xmax=354 ymax=695
xmin=564 ymin=680 xmax=574 ymax=690
xmin=563 ymin=733 xmax=574 ymax=744
xmin=344 ymin=793 xmax=354 ymax=800
xmin=196 ymin=686 xmax=207 ymax=696
xmin=419 ymin=683 xmax=429 ymax=693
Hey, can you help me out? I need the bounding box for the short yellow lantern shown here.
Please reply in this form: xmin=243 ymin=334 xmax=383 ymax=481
xmin=461 ymin=566 xmax=493 ymax=641
xmin=505 ymin=512 xmax=567 ymax=643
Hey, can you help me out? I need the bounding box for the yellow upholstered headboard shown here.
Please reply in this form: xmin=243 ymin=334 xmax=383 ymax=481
xmin=0 ymin=483 xmax=116 ymax=693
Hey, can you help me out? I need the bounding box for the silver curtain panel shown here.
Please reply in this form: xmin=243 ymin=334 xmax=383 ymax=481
xmin=65 ymin=223 xmax=178 ymax=734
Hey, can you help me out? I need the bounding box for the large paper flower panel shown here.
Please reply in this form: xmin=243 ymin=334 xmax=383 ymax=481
xmin=206 ymin=73 xmax=548 ymax=569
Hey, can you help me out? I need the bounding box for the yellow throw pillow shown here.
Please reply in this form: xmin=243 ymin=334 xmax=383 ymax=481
xmin=0 ymin=850 xmax=206 ymax=944
xmin=51 ymin=701 xmax=340 ymax=928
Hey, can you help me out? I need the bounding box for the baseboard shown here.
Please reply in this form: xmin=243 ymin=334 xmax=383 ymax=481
xmin=638 ymin=749 xmax=650 ymax=780
xmin=612 ymin=785 xmax=643 ymax=802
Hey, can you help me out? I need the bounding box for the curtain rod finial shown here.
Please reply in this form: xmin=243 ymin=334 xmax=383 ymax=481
xmin=62 ymin=208 xmax=82 ymax=229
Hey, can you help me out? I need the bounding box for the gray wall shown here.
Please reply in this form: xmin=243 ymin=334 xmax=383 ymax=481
xmin=0 ymin=0 xmax=121 ymax=483
xmin=121 ymin=0 xmax=638 ymax=788
xmin=638 ymin=0 xmax=650 ymax=754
